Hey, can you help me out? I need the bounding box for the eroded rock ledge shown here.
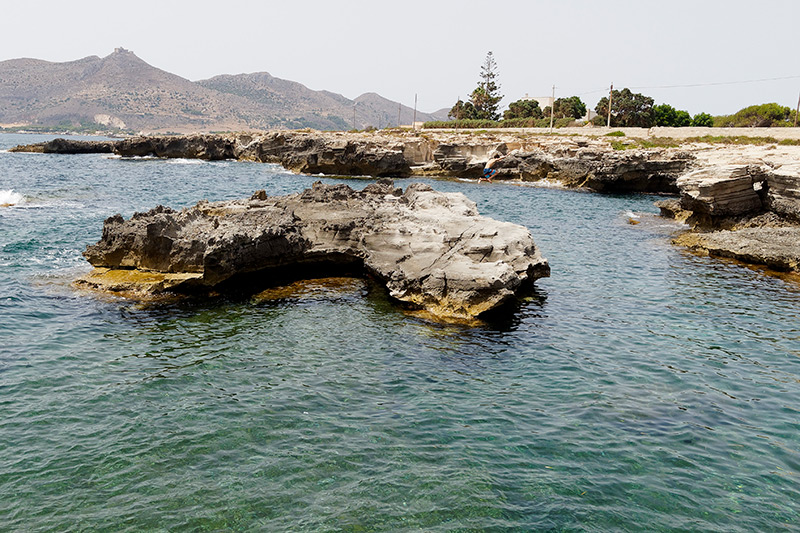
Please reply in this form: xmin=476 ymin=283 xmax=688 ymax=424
xmin=77 ymin=180 xmax=550 ymax=320
xmin=657 ymin=161 xmax=800 ymax=272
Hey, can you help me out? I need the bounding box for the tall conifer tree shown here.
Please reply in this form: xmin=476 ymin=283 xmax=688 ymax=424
xmin=469 ymin=51 xmax=503 ymax=120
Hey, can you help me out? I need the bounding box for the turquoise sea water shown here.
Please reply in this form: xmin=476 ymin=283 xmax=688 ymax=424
xmin=1 ymin=133 xmax=799 ymax=531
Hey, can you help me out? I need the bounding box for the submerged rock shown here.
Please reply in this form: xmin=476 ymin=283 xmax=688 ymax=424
xmin=78 ymin=180 xmax=549 ymax=320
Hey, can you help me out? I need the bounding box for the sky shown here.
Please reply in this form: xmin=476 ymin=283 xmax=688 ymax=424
xmin=3 ymin=0 xmax=799 ymax=116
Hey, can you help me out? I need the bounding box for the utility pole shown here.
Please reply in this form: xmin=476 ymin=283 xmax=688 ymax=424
xmin=413 ymin=93 xmax=418 ymax=131
xmin=607 ymin=83 xmax=613 ymax=128
xmin=795 ymin=91 xmax=800 ymax=127
xmin=549 ymin=85 xmax=555 ymax=132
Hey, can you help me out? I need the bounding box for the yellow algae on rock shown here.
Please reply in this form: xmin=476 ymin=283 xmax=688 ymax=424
xmin=75 ymin=268 xmax=202 ymax=297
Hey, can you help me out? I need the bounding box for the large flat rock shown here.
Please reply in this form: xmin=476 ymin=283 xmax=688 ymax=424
xmin=674 ymin=227 xmax=800 ymax=272
xmin=78 ymin=180 xmax=549 ymax=320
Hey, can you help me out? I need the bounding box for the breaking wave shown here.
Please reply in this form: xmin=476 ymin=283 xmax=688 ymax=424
xmin=0 ymin=189 xmax=24 ymax=206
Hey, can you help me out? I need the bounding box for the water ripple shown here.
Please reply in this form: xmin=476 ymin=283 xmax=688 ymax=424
xmin=2 ymin=134 xmax=800 ymax=530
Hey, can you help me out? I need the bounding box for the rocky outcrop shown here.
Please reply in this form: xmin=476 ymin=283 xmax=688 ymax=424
xmin=511 ymin=147 xmax=694 ymax=193
xmin=114 ymin=135 xmax=238 ymax=160
xmin=765 ymin=163 xmax=800 ymax=220
xmin=676 ymin=165 xmax=767 ymax=218
xmin=113 ymin=133 xmax=412 ymax=177
xmin=665 ymin=163 xmax=800 ymax=227
xmin=236 ymin=132 xmax=411 ymax=176
xmin=11 ymin=132 xmax=412 ymax=177
xmin=422 ymin=141 xmax=694 ymax=192
xmin=8 ymin=137 xmax=116 ymax=154
xmin=662 ymin=162 xmax=800 ymax=273
xmin=78 ymin=180 xmax=549 ymax=321
xmin=674 ymin=227 xmax=800 ymax=272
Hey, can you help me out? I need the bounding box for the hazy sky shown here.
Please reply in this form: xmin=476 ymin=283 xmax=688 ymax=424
xmin=3 ymin=0 xmax=799 ymax=116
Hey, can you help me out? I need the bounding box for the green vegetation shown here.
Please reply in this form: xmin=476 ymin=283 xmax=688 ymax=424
xmin=552 ymin=96 xmax=587 ymax=119
xmin=503 ymin=99 xmax=543 ymax=120
xmin=605 ymin=130 xmax=625 ymax=137
xmin=714 ymin=103 xmax=795 ymax=127
xmin=595 ymin=88 xmax=655 ymax=127
xmin=684 ymin=135 xmax=787 ymax=145
xmin=449 ymin=51 xmax=503 ymax=121
xmin=0 ymin=120 xmax=130 ymax=135
xmin=654 ymin=104 xmax=692 ymax=127
xmin=593 ymin=89 xmax=716 ymax=128
xmin=609 ymin=137 xmax=682 ymax=150
xmin=691 ymin=112 xmax=714 ymax=127
xmin=422 ymin=117 xmax=577 ymax=129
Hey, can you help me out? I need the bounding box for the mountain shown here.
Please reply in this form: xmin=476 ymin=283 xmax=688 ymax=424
xmin=197 ymin=73 xmax=446 ymax=130
xmin=0 ymin=48 xmax=448 ymax=133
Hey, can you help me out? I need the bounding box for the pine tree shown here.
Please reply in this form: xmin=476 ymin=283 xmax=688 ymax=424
xmin=469 ymin=51 xmax=503 ymax=120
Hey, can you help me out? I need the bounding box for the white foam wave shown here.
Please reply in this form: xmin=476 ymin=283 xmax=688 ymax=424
xmin=0 ymin=189 xmax=24 ymax=206
xmin=167 ymin=158 xmax=206 ymax=165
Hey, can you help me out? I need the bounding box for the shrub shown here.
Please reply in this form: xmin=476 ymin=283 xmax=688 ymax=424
xmin=504 ymin=99 xmax=543 ymax=120
xmin=595 ymin=88 xmax=655 ymax=127
xmin=691 ymin=112 xmax=714 ymax=127
xmin=714 ymin=103 xmax=792 ymax=127
xmin=422 ymin=117 xmax=578 ymax=129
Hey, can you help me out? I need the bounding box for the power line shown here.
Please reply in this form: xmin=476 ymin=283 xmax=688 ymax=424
xmin=630 ymin=74 xmax=800 ymax=90
xmin=558 ymin=75 xmax=800 ymax=98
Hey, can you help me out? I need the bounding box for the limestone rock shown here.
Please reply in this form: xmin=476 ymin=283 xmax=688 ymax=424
xmin=676 ymin=165 xmax=767 ymax=217
xmin=79 ymin=180 xmax=549 ymax=320
xmin=8 ymin=132 xmax=693 ymax=193
xmin=468 ymin=146 xmax=694 ymax=193
xmin=674 ymin=227 xmax=800 ymax=272
xmin=8 ymin=137 xmax=116 ymax=154
xmin=765 ymin=163 xmax=800 ymax=221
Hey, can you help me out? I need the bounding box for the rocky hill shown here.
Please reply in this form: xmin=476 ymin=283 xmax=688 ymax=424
xmin=0 ymin=48 xmax=448 ymax=133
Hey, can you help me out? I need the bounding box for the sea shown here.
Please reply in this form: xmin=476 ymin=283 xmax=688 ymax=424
xmin=1 ymin=133 xmax=799 ymax=532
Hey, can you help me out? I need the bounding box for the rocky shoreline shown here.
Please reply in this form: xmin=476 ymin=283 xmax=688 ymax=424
xmin=11 ymin=130 xmax=800 ymax=276
xmin=656 ymin=146 xmax=800 ymax=273
xmin=10 ymin=130 xmax=696 ymax=193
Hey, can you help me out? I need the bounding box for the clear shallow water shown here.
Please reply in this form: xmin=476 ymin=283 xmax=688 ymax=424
xmin=1 ymin=133 xmax=799 ymax=531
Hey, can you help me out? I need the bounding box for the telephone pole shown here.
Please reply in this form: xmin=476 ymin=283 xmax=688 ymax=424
xmin=413 ymin=93 xmax=418 ymax=131
xmin=607 ymin=83 xmax=613 ymax=128
xmin=549 ymin=85 xmax=555 ymax=132
xmin=795 ymin=91 xmax=800 ymax=127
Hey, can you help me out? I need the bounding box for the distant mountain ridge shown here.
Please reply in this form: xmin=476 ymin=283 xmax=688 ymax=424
xmin=0 ymin=48 xmax=447 ymax=133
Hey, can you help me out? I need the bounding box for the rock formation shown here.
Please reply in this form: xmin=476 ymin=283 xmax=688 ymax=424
xmin=676 ymin=165 xmax=767 ymax=218
xmin=9 ymin=131 xmax=694 ymax=192
xmin=659 ymin=161 xmax=800 ymax=273
xmin=421 ymin=140 xmax=694 ymax=192
xmin=78 ymin=180 xmax=550 ymax=321
xmin=674 ymin=227 xmax=800 ymax=272
xmin=8 ymin=137 xmax=116 ymax=154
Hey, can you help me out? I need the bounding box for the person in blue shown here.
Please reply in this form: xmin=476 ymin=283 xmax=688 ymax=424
xmin=479 ymin=153 xmax=505 ymax=182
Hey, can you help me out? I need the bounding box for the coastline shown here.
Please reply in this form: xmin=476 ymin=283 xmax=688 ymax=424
xmin=9 ymin=129 xmax=800 ymax=276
